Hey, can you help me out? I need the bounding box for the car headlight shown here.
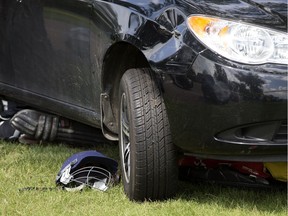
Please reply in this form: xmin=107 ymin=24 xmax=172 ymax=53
xmin=187 ymin=15 xmax=288 ymax=65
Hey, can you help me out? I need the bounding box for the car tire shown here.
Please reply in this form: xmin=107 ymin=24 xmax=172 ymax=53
xmin=119 ymin=68 xmax=178 ymax=201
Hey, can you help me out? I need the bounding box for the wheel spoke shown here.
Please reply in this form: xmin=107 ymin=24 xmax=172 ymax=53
xmin=124 ymin=142 xmax=130 ymax=161
xmin=124 ymin=142 xmax=130 ymax=177
xmin=122 ymin=119 xmax=129 ymax=137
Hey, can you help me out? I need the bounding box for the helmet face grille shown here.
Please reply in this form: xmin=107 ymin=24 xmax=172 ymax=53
xmin=60 ymin=166 xmax=114 ymax=192
xmin=56 ymin=151 xmax=119 ymax=192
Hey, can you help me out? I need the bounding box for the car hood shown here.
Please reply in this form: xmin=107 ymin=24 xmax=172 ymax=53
xmin=180 ymin=0 xmax=287 ymax=32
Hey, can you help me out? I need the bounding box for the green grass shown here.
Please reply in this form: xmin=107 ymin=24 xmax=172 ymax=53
xmin=0 ymin=141 xmax=287 ymax=216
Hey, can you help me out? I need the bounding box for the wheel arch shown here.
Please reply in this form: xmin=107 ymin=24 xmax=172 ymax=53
xmin=100 ymin=42 xmax=150 ymax=140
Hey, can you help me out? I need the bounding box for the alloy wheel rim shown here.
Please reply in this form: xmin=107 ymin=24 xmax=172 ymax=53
xmin=120 ymin=93 xmax=130 ymax=183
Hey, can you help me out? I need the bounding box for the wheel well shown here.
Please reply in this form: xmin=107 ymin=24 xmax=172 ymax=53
xmin=101 ymin=42 xmax=149 ymax=136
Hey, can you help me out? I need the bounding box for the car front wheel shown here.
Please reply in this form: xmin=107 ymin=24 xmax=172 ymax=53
xmin=119 ymin=68 xmax=178 ymax=201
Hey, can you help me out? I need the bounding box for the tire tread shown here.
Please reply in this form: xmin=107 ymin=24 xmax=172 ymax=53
xmin=120 ymin=68 xmax=178 ymax=201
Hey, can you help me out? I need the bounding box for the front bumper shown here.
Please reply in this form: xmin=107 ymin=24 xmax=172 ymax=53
xmin=161 ymin=51 xmax=287 ymax=162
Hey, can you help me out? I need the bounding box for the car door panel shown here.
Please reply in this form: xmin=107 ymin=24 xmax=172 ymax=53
xmin=1 ymin=0 xmax=100 ymax=112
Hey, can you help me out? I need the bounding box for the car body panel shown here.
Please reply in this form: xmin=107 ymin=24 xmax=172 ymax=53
xmin=162 ymin=50 xmax=287 ymax=161
xmin=0 ymin=0 xmax=287 ymax=161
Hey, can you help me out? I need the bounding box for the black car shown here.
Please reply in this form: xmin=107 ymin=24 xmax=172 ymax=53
xmin=0 ymin=0 xmax=287 ymax=201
